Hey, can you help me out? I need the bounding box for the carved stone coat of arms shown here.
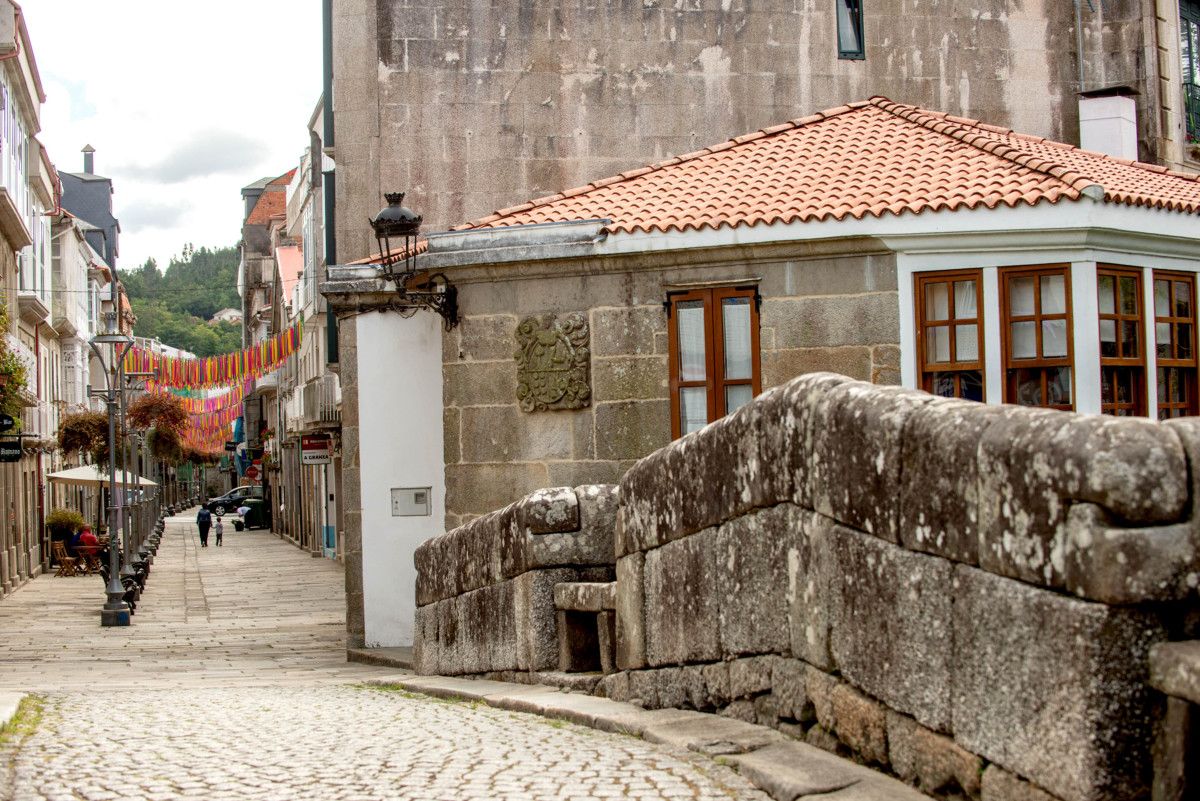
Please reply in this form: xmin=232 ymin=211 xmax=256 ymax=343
xmin=514 ymin=313 xmax=591 ymax=412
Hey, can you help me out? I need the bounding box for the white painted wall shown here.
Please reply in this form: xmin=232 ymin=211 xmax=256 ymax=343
xmin=355 ymin=310 xmax=445 ymax=647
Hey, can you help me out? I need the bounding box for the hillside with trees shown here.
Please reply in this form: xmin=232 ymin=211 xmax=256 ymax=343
xmin=120 ymin=244 xmax=242 ymax=357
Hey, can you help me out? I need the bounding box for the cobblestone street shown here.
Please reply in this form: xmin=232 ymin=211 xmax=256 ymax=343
xmin=0 ymin=512 xmax=768 ymax=801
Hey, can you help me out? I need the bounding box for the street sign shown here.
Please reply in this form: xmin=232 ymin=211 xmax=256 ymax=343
xmin=300 ymin=435 xmax=331 ymax=465
xmin=0 ymin=414 xmax=14 ymax=432
xmin=0 ymin=436 xmax=21 ymax=463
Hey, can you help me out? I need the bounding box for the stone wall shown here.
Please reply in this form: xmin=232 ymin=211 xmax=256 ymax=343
xmin=414 ymin=484 xmax=618 ymax=674
xmin=442 ymin=248 xmax=899 ymax=527
xmin=414 ymin=373 xmax=1200 ymax=801
xmin=334 ymin=0 xmax=1161 ymax=261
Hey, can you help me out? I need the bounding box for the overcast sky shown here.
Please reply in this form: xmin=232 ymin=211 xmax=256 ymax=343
xmin=22 ymin=1 xmax=322 ymax=273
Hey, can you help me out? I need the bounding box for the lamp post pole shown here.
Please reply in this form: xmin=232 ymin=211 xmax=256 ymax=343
xmin=90 ymin=311 xmax=134 ymax=627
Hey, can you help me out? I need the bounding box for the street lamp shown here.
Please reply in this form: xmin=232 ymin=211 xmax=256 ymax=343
xmin=88 ymin=311 xmax=134 ymax=627
xmin=370 ymin=192 xmax=458 ymax=329
xmin=121 ymin=371 xmax=155 ymax=585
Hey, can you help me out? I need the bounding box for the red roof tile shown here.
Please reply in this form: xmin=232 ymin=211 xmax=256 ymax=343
xmin=451 ymin=97 xmax=1200 ymax=236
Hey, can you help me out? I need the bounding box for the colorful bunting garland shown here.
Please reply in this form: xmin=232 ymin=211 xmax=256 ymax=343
xmin=125 ymin=323 xmax=302 ymax=389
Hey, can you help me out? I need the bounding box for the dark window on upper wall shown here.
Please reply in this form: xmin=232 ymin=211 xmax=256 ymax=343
xmin=667 ymin=286 xmax=761 ymax=439
xmin=1182 ymin=0 xmax=1200 ymax=142
xmin=837 ymin=0 xmax=865 ymax=60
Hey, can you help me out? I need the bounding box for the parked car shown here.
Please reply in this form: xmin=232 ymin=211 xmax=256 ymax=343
xmin=206 ymin=485 xmax=263 ymax=516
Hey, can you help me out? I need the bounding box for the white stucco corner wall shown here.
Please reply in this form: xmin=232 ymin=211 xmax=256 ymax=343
xmin=356 ymin=310 xmax=445 ymax=647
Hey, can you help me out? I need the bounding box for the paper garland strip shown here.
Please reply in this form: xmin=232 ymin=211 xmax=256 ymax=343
xmin=125 ymin=323 xmax=302 ymax=388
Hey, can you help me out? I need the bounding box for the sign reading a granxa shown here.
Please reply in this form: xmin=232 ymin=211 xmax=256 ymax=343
xmin=0 ymin=435 xmax=21 ymax=464
xmin=301 ymin=434 xmax=332 ymax=465
xmin=514 ymin=312 xmax=591 ymax=412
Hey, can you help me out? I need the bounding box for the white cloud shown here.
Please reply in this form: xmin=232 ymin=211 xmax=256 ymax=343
xmin=22 ymin=1 xmax=321 ymax=271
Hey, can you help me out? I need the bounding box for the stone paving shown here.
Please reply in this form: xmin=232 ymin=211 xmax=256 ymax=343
xmin=0 ymin=511 xmax=770 ymax=801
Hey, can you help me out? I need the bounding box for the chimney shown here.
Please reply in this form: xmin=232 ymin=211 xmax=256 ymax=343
xmin=1078 ymin=86 xmax=1139 ymax=161
xmin=82 ymin=144 xmax=95 ymax=174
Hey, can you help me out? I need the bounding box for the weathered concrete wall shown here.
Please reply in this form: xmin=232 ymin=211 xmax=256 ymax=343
xmin=414 ymin=373 xmax=1200 ymax=801
xmin=443 ymin=247 xmax=899 ymax=527
xmin=334 ymin=0 xmax=1162 ymax=262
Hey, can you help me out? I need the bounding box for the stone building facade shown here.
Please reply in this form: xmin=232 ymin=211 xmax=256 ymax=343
xmin=326 ymin=97 xmax=1200 ymax=648
xmin=331 ymin=0 xmax=1200 ymax=260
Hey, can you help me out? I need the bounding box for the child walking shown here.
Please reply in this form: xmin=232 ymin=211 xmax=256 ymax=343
xmin=214 ymin=516 xmax=224 ymax=547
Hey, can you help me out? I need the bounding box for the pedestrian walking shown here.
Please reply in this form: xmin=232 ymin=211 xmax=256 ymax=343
xmin=214 ymin=516 xmax=224 ymax=547
xmin=197 ymin=505 xmax=212 ymax=548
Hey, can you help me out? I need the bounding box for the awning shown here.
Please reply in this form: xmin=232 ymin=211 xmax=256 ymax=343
xmin=46 ymin=465 xmax=158 ymax=488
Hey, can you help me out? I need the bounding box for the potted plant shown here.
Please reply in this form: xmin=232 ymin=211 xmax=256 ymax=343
xmin=46 ymin=508 xmax=86 ymax=561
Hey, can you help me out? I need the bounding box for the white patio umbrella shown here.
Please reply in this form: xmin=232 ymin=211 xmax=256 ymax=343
xmin=46 ymin=465 xmax=158 ymax=488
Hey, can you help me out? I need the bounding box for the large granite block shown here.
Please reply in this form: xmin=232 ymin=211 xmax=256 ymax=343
xmin=617 ymin=372 xmax=852 ymax=556
xmin=716 ymin=506 xmax=799 ymax=657
xmin=644 ymin=527 xmax=722 ymax=666
xmin=413 ymin=603 xmax=439 ymax=675
xmin=809 ymin=380 xmax=933 ymax=542
xmin=515 ymin=568 xmax=577 ymax=672
xmin=826 ymin=524 xmax=954 ymax=732
xmin=787 ymin=509 xmax=837 ymax=671
xmin=1063 ymin=503 xmax=1198 ymax=604
xmin=952 ymin=565 xmax=1167 ymax=801
xmin=615 ymin=553 xmax=647 ymax=670
xmin=978 ymin=410 xmax=1187 ymax=589
xmin=899 ymin=397 xmax=1003 ymax=565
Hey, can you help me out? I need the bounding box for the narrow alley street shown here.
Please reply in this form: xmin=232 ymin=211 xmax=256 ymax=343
xmin=0 ymin=512 xmax=769 ymax=801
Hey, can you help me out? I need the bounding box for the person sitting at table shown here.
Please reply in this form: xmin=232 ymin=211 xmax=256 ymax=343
xmin=76 ymin=526 xmax=101 ymax=561
xmin=68 ymin=526 xmax=86 ymax=557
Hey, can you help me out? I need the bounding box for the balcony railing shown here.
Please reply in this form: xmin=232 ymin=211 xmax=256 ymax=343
xmin=302 ymin=374 xmax=340 ymax=428
xmin=1186 ymin=83 xmax=1200 ymax=149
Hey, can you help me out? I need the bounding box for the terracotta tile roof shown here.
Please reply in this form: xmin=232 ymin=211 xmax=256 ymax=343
xmin=451 ymin=97 xmax=1200 ymax=236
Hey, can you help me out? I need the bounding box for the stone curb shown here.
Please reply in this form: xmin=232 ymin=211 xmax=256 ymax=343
xmin=364 ymin=675 xmax=932 ymax=801
xmin=346 ymin=647 xmax=414 ymax=670
xmin=0 ymin=692 xmax=25 ymax=731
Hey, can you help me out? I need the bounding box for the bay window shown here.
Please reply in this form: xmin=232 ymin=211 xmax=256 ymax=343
xmin=668 ymin=286 xmax=760 ymax=438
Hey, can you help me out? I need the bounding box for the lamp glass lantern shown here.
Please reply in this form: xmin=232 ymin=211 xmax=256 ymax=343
xmin=370 ymin=192 xmax=422 ymax=280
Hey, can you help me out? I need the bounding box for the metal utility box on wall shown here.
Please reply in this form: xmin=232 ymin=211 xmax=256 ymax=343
xmin=391 ymin=487 xmax=431 ymax=517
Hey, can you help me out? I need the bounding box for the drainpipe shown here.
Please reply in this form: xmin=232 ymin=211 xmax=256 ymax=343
xmin=323 ymin=0 xmax=338 ymax=366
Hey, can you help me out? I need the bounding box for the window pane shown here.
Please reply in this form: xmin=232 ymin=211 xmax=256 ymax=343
xmin=836 ymin=0 xmax=863 ymax=54
xmin=929 ymin=372 xmax=957 ymax=398
xmin=926 ymin=325 xmax=951 ymax=363
xmin=1100 ymin=319 xmax=1117 ymax=358
xmin=1118 ymin=276 xmax=1139 ymax=316
xmin=953 ymin=280 xmax=977 ymax=317
xmin=725 ymin=384 xmax=754 ymax=414
xmin=955 ymin=324 xmax=978 ymax=361
xmin=679 ymin=387 xmax=708 ymax=434
xmin=1176 ymin=281 xmax=1193 ymax=318
xmin=1120 ymin=320 xmax=1140 ymax=359
xmin=1010 ymin=321 xmax=1037 ymax=359
xmin=1098 ymin=274 xmax=1116 ymax=315
xmin=677 ymin=301 xmax=706 ymax=381
xmin=1155 ymin=279 xmax=1170 ymax=317
xmin=1158 ymin=322 xmax=1173 ymax=358
xmin=1012 ymin=368 xmax=1043 ymax=406
xmin=960 ymin=370 xmax=984 ymax=402
xmin=1181 ymin=324 xmax=1194 ymax=359
xmin=1010 ymin=277 xmax=1035 ymax=316
xmin=925 ymin=282 xmax=950 ymax=321
xmin=1041 ymin=274 xmax=1067 ymax=315
xmin=722 ymin=297 xmax=753 ymax=381
xmin=1047 ymin=366 xmax=1072 ymax=406
xmin=1042 ymin=319 xmax=1068 ymax=358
